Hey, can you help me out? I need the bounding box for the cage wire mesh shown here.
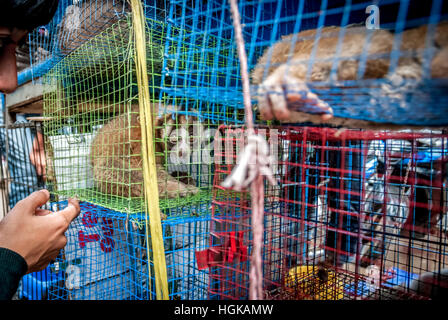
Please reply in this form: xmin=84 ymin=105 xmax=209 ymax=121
xmin=43 ymin=15 xmax=156 ymax=213
xmin=0 ymin=155 xmax=7 ymax=219
xmin=42 ymin=13 xmax=238 ymax=213
xmin=0 ymin=106 xmax=51 ymax=299
xmin=35 ymin=0 xmax=246 ymax=298
xmin=172 ymin=0 xmax=448 ymax=300
xmin=163 ymin=0 xmax=248 ymax=120
xmin=11 ymin=0 xmax=448 ymax=300
xmin=207 ymin=125 xmax=448 ymax=300
xmin=27 ymin=0 xmax=168 ymax=81
xmin=43 ymin=200 xmax=211 ymax=300
xmin=0 ymin=113 xmax=46 ymax=211
xmin=173 ymin=0 xmax=448 ymax=127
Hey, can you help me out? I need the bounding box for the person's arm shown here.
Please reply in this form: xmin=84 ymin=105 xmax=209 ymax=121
xmin=0 ymin=247 xmax=27 ymax=300
xmin=0 ymin=189 xmax=80 ymax=300
xmin=29 ymin=131 xmax=47 ymax=178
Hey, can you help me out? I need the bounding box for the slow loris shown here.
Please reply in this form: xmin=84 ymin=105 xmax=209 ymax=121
xmin=90 ymin=104 xmax=199 ymax=199
xmin=251 ymin=23 xmax=448 ymax=124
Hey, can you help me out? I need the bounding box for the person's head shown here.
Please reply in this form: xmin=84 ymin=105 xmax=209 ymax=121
xmin=0 ymin=0 xmax=59 ymax=94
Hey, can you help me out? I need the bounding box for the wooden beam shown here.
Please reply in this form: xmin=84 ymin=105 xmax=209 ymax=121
xmin=4 ymin=81 xmax=45 ymax=116
xmin=5 ymin=81 xmax=44 ymax=111
xmin=8 ymin=99 xmax=43 ymax=114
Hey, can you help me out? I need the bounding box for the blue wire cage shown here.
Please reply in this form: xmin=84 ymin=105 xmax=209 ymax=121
xmin=19 ymin=201 xmax=211 ymax=300
xmin=26 ymin=0 xmax=167 ymax=81
xmin=167 ymin=0 xmax=448 ymax=126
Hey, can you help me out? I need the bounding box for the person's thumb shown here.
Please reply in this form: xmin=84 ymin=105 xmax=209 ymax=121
xmin=55 ymin=198 xmax=80 ymax=229
xmin=17 ymin=189 xmax=50 ymax=214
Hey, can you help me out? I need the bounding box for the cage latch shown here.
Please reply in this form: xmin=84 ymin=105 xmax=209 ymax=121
xmin=195 ymin=231 xmax=248 ymax=270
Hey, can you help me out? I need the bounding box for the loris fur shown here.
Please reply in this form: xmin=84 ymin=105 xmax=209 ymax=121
xmin=90 ymin=104 xmax=199 ymax=199
xmin=251 ymin=22 xmax=448 ymax=125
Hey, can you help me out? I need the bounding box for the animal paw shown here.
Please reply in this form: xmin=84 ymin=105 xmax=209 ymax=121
xmin=160 ymin=178 xmax=198 ymax=198
xmin=256 ymin=72 xmax=333 ymax=122
xmin=184 ymin=183 xmax=199 ymax=195
xmin=176 ymin=180 xmax=199 ymax=197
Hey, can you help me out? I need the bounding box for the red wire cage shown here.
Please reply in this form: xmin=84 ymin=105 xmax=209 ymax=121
xmin=199 ymin=125 xmax=448 ymax=300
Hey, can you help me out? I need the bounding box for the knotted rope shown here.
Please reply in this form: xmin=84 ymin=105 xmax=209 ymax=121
xmin=226 ymin=0 xmax=277 ymax=300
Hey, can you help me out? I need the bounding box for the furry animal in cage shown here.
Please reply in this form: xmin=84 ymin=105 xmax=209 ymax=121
xmin=90 ymin=104 xmax=199 ymax=199
xmin=251 ymin=22 xmax=448 ymax=124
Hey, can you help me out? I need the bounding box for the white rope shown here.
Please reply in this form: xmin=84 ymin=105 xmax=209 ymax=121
xmin=221 ymin=134 xmax=277 ymax=191
xmin=227 ymin=0 xmax=277 ymax=300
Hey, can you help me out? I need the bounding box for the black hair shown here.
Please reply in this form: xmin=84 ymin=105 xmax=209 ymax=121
xmin=0 ymin=0 xmax=59 ymax=31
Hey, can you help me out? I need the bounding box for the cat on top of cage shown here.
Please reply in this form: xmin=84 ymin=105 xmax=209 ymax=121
xmin=251 ymin=22 xmax=448 ymax=125
xmin=89 ymin=103 xmax=200 ymax=199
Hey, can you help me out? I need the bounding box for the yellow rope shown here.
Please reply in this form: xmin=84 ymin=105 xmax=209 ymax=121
xmin=130 ymin=0 xmax=169 ymax=300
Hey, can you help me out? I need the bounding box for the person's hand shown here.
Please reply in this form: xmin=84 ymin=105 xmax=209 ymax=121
xmin=29 ymin=132 xmax=47 ymax=178
xmin=0 ymin=189 xmax=80 ymax=273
